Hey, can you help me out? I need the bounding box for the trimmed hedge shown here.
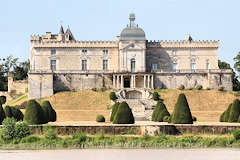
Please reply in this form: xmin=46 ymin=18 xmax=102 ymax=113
xmin=152 ymin=101 xmax=170 ymax=122
xmin=24 ymin=100 xmax=44 ymax=124
xmin=113 ymin=101 xmax=134 ymax=124
xmin=41 ymin=101 xmax=56 ymax=122
xmin=109 ymin=92 xmax=117 ymax=101
xmin=220 ymin=104 xmax=232 ymax=122
xmin=96 ymin=115 xmax=105 ymax=122
xmin=110 ymin=102 xmax=120 ymax=122
xmin=0 ymin=96 xmax=6 ymax=105
xmin=228 ymin=99 xmax=240 ymax=123
xmin=4 ymin=106 xmax=23 ymax=121
xmin=171 ymin=93 xmax=193 ymax=124
xmin=0 ymin=104 xmax=6 ymax=124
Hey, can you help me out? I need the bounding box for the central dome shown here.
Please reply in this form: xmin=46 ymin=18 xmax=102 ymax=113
xmin=120 ymin=13 xmax=146 ymax=41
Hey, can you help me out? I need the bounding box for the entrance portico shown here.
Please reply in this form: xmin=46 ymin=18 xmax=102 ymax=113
xmin=112 ymin=74 xmax=154 ymax=89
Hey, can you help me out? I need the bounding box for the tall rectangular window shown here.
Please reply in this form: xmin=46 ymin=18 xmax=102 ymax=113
xmin=82 ymin=49 xmax=87 ymax=54
xmin=173 ymin=63 xmax=178 ymax=70
xmin=102 ymin=50 xmax=108 ymax=55
xmin=191 ymin=63 xmax=196 ymax=70
xmin=51 ymin=49 xmax=56 ymax=55
xmin=103 ymin=60 xmax=108 ymax=70
xmin=82 ymin=60 xmax=87 ymax=71
xmin=51 ymin=60 xmax=56 ymax=71
xmin=206 ymin=61 xmax=210 ymax=69
xmin=152 ymin=64 xmax=158 ymax=71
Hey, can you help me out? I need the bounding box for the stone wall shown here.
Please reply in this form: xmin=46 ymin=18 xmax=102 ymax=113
xmin=8 ymin=73 xmax=28 ymax=95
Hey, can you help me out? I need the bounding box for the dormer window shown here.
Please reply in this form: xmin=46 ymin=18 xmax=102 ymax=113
xmin=130 ymin=44 xmax=135 ymax=48
xmin=51 ymin=49 xmax=56 ymax=55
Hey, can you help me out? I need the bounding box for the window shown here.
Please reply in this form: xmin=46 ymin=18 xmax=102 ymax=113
xmin=206 ymin=61 xmax=210 ymax=69
xmin=152 ymin=64 xmax=158 ymax=71
xmin=130 ymin=44 xmax=135 ymax=48
xmin=82 ymin=60 xmax=87 ymax=71
xmin=173 ymin=63 xmax=178 ymax=70
xmin=51 ymin=60 xmax=56 ymax=71
xmin=190 ymin=63 xmax=196 ymax=70
xmin=103 ymin=60 xmax=108 ymax=70
xmin=131 ymin=58 xmax=136 ymax=72
xmin=82 ymin=49 xmax=87 ymax=54
xmin=51 ymin=49 xmax=56 ymax=55
xmin=103 ymin=50 xmax=108 ymax=55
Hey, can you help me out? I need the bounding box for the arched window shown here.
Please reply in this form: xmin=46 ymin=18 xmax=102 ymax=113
xmin=131 ymin=58 xmax=136 ymax=72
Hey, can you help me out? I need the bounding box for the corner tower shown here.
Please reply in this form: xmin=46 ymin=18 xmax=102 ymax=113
xmin=119 ymin=13 xmax=146 ymax=72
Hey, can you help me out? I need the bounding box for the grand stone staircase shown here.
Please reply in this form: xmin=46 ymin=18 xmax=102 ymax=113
xmin=115 ymin=89 xmax=156 ymax=121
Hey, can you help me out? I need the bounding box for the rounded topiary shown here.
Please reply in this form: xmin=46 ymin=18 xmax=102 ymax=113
xmin=41 ymin=105 xmax=50 ymax=124
xmin=152 ymin=101 xmax=170 ymax=122
xmin=0 ymin=96 xmax=6 ymax=105
xmin=152 ymin=92 xmax=160 ymax=101
xmin=220 ymin=111 xmax=225 ymax=122
xmin=0 ymin=104 xmax=6 ymax=124
xmin=96 ymin=115 xmax=105 ymax=122
xmin=195 ymin=85 xmax=203 ymax=90
xmin=11 ymin=107 xmax=24 ymax=121
xmin=113 ymin=101 xmax=134 ymax=124
xmin=109 ymin=92 xmax=117 ymax=101
xmin=220 ymin=103 xmax=232 ymax=122
xmin=110 ymin=102 xmax=120 ymax=122
xmin=41 ymin=101 xmax=56 ymax=122
xmin=228 ymin=99 xmax=240 ymax=123
xmin=4 ymin=105 xmax=13 ymax=118
xmin=171 ymin=93 xmax=193 ymax=124
xmin=24 ymin=100 xmax=44 ymax=124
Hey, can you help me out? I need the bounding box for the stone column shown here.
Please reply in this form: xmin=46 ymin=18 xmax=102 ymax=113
xmin=151 ymin=75 xmax=154 ymax=89
xmin=113 ymin=75 xmax=115 ymax=88
xmin=143 ymin=75 xmax=146 ymax=88
xmin=121 ymin=75 xmax=124 ymax=88
xmin=130 ymin=75 xmax=133 ymax=88
xmin=116 ymin=75 xmax=119 ymax=89
xmin=147 ymin=75 xmax=150 ymax=88
xmin=133 ymin=75 xmax=136 ymax=88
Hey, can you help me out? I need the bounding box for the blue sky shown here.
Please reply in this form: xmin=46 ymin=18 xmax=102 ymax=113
xmin=0 ymin=0 xmax=239 ymax=67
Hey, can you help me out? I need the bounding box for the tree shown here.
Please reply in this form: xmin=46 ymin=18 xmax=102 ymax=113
xmin=13 ymin=60 xmax=29 ymax=80
xmin=113 ymin=101 xmax=134 ymax=124
xmin=234 ymin=52 xmax=240 ymax=73
xmin=110 ymin=102 xmax=120 ymax=122
xmin=152 ymin=101 xmax=170 ymax=122
xmin=171 ymin=93 xmax=193 ymax=124
xmin=228 ymin=99 xmax=240 ymax=123
xmin=41 ymin=101 xmax=56 ymax=122
xmin=0 ymin=104 xmax=6 ymax=124
xmin=218 ymin=60 xmax=240 ymax=91
xmin=24 ymin=100 xmax=44 ymax=124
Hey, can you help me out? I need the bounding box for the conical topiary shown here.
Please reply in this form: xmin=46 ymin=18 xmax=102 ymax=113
xmin=228 ymin=99 xmax=240 ymax=123
xmin=110 ymin=102 xmax=120 ymax=122
xmin=24 ymin=100 xmax=44 ymax=124
xmin=0 ymin=104 xmax=6 ymax=124
xmin=113 ymin=101 xmax=134 ymax=124
xmin=11 ymin=107 xmax=24 ymax=121
xmin=41 ymin=104 xmax=50 ymax=123
xmin=152 ymin=101 xmax=170 ymax=122
xmin=4 ymin=105 xmax=13 ymax=118
xmin=41 ymin=101 xmax=56 ymax=122
xmin=223 ymin=104 xmax=232 ymax=122
xmin=171 ymin=93 xmax=193 ymax=124
xmin=220 ymin=111 xmax=225 ymax=122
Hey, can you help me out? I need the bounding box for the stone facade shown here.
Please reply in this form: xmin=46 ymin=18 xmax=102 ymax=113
xmin=28 ymin=13 xmax=232 ymax=99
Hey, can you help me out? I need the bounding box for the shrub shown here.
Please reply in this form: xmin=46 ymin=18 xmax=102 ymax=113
xmin=152 ymin=92 xmax=160 ymax=101
xmin=192 ymin=116 xmax=197 ymax=122
xmin=72 ymin=132 xmax=87 ymax=143
xmin=206 ymin=87 xmax=211 ymax=90
xmin=0 ymin=104 xmax=6 ymax=124
xmin=195 ymin=85 xmax=203 ymax=90
xmin=218 ymin=86 xmax=224 ymax=91
xmin=41 ymin=104 xmax=50 ymax=124
xmin=96 ymin=115 xmax=105 ymax=122
xmin=228 ymin=99 xmax=240 ymax=123
xmin=24 ymin=100 xmax=44 ymax=124
xmin=15 ymin=121 xmax=30 ymax=140
xmin=0 ymin=96 xmax=6 ymax=105
xmin=233 ymin=129 xmax=240 ymax=140
xmin=113 ymin=101 xmax=134 ymax=124
xmin=91 ymin=87 xmax=97 ymax=91
xmin=163 ymin=116 xmax=170 ymax=122
xmin=1 ymin=117 xmax=16 ymax=141
xmin=171 ymin=93 xmax=193 ymax=124
xmin=44 ymin=127 xmax=57 ymax=140
xmin=109 ymin=92 xmax=117 ymax=101
xmin=41 ymin=101 xmax=56 ymax=122
xmin=152 ymin=101 xmax=170 ymax=122
xmin=177 ymin=84 xmax=185 ymax=90
xmin=4 ymin=105 xmax=12 ymax=118
xmin=21 ymin=135 xmax=40 ymax=143
xmin=11 ymin=107 xmax=24 ymax=121
xmin=220 ymin=112 xmax=225 ymax=122
xmin=110 ymin=102 xmax=120 ymax=122
xmin=224 ymin=104 xmax=232 ymax=122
